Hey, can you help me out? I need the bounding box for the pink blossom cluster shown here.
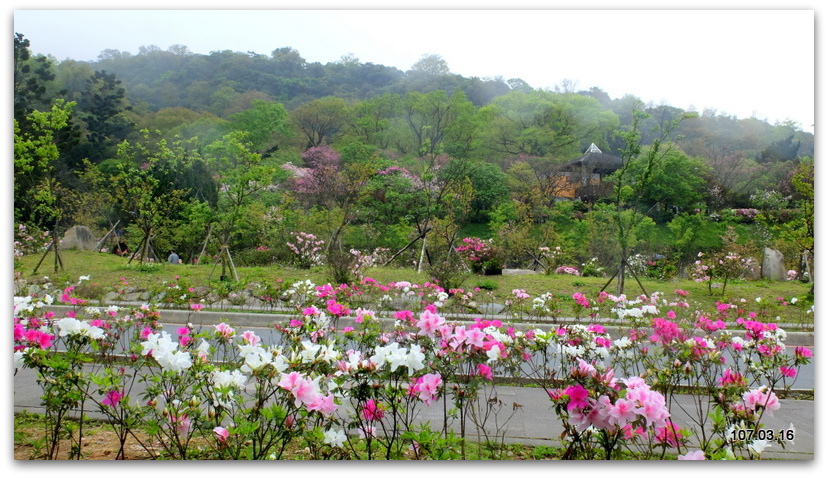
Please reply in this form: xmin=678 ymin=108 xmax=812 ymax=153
xmin=278 ymin=371 xmax=337 ymax=416
xmin=455 ymin=237 xmax=497 ymax=263
xmin=555 ymin=265 xmax=580 ymax=276
xmin=557 ymin=373 xmax=671 ymax=433
xmin=409 ymin=373 xmax=443 ymax=405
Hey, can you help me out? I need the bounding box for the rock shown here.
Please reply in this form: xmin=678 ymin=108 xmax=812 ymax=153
xmin=502 ymin=269 xmax=539 ymax=275
xmin=761 ymin=247 xmax=786 ymax=281
xmin=60 ymin=225 xmax=99 ymax=251
xmin=478 ymin=303 xmax=506 ymax=315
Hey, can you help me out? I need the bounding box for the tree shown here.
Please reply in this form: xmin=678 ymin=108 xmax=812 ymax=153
xmin=13 ymin=33 xmax=58 ymax=132
xmin=111 ymin=131 xmax=195 ymax=265
xmin=479 ymin=90 xmax=618 ymax=161
xmin=442 ymin=160 xmax=509 ymax=223
xmin=283 ymin=144 xmax=379 ymax=250
xmin=271 ymin=47 xmax=307 ymax=76
xmin=399 ymin=89 xmax=477 ymax=159
xmin=289 ymin=96 xmax=350 ymax=148
xmin=623 ymin=147 xmax=710 ymax=220
xmin=226 ymin=99 xmax=290 ymax=153
xmin=410 ymin=54 xmax=450 ymax=76
xmin=204 ymin=132 xmax=283 ymax=280
xmin=14 ymin=99 xmax=76 ymax=272
xmin=348 ymin=93 xmax=401 ymax=149
xmin=758 ymin=134 xmax=800 ymax=163
xmin=74 ymin=70 xmax=135 ymax=164
xmin=604 ymin=100 xmax=696 ymax=295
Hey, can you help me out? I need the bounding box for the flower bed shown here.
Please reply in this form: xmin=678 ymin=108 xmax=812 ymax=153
xmin=13 ymin=279 xmax=812 ymax=460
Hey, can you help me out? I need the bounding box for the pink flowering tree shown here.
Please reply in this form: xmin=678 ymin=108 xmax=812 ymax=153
xmin=283 ymin=145 xmax=378 ymax=252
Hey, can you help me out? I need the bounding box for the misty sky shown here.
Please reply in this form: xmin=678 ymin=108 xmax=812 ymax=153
xmin=9 ymin=4 xmax=818 ymax=133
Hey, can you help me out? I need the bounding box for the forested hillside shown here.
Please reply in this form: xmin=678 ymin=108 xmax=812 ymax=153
xmin=14 ymin=33 xmax=814 ymax=289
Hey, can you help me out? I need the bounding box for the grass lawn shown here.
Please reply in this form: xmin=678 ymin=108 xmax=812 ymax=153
xmin=14 ymin=249 xmax=814 ymax=326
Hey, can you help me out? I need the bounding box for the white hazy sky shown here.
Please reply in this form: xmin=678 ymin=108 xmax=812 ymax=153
xmin=9 ymin=1 xmax=818 ymax=133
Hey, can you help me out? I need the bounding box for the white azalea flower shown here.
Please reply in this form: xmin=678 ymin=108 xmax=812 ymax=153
xmin=156 ymin=350 xmax=193 ymax=372
xmin=747 ymin=439 xmax=770 ymax=455
xmin=323 ymin=429 xmax=347 ymax=447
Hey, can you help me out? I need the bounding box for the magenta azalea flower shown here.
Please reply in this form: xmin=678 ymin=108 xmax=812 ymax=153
xmin=102 ymin=389 xmax=123 ymax=408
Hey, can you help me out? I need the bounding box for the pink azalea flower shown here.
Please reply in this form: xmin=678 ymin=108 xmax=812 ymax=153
xmin=214 ymin=322 xmax=235 ymax=338
xmin=190 ymin=303 xmax=203 ymax=311
xmin=678 ymin=450 xmax=706 ymax=460
xmin=742 ymin=387 xmax=780 ymax=416
xmin=410 ymin=373 xmax=443 ymax=406
xmin=607 ymin=398 xmax=639 ymax=428
xmin=362 ymin=399 xmax=385 ymax=421
xmin=213 ymin=426 xmax=229 ymax=442
xmin=306 ymin=394 xmax=338 ymax=416
xmin=25 ymin=329 xmax=55 ymax=349
xmin=587 ymin=395 xmax=613 ymax=429
xmin=780 ymin=366 xmax=797 ymax=378
xmin=719 ymin=369 xmax=747 ymax=387
xmin=655 ymin=423 xmax=685 ymax=447
xmin=140 ymin=326 xmax=153 ymax=340
xmin=416 ymin=308 xmax=445 ymax=338
xmin=573 ymin=292 xmax=590 ymax=308
xmin=563 ymin=384 xmax=590 ymax=411
xmin=102 ymin=389 xmax=124 ymax=408
xmin=242 ymin=330 xmax=260 ymax=346
xmin=465 ymin=328 xmax=487 ymax=348
xmin=476 ymin=363 xmax=493 ymax=380
xmin=170 ymin=414 xmax=191 ymax=434
xmin=278 ymin=371 xmax=319 ymax=407
xmin=794 ymin=346 xmax=813 ymax=360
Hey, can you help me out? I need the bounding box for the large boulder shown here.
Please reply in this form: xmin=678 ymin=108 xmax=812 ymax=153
xmin=761 ymin=247 xmax=786 ymax=281
xmin=502 ymin=268 xmax=539 ymax=275
xmin=60 ymin=225 xmax=98 ymax=251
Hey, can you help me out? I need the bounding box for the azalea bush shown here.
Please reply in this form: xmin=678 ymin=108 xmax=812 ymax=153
xmin=286 ymin=232 xmax=325 ymax=269
xmin=13 ymin=278 xmax=812 ymax=460
xmin=455 ymin=237 xmax=502 ymax=275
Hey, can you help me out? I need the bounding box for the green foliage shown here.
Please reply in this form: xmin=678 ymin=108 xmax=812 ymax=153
xmin=13 ymin=99 xmax=76 ymax=226
xmin=474 ymin=278 xmax=499 ymax=291
xmin=226 ymin=99 xmax=290 ymax=152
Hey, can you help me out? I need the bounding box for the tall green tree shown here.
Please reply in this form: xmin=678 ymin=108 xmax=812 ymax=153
xmin=226 ymin=99 xmax=290 ymax=153
xmin=13 ymin=33 xmax=58 ymax=133
xmin=110 ymin=131 xmax=194 ymax=264
xmin=14 ymin=99 xmax=76 ymax=228
xmin=605 ymin=100 xmax=696 ymax=294
xmin=289 ymin=96 xmax=350 ymax=148
xmin=72 ymin=70 xmax=135 ymax=164
xmin=204 ymin=132 xmax=283 ymax=280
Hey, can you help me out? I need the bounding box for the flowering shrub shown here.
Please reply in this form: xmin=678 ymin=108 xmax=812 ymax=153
xmin=14 ymin=223 xmax=51 ymax=266
xmin=286 ymin=232 xmax=325 ymax=269
xmin=455 ymin=237 xmax=502 ymax=274
xmin=690 ymin=251 xmax=747 ymax=296
xmin=13 ymin=279 xmax=812 ymax=460
xmin=555 ymin=265 xmax=580 ymax=276
xmin=731 ymin=208 xmax=760 ymax=223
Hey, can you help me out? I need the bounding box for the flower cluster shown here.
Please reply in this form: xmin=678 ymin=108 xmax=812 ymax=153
xmin=286 ymin=232 xmax=325 ymax=269
xmin=555 ymin=265 xmax=580 ymax=276
xmin=455 ymin=237 xmax=501 ymax=274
